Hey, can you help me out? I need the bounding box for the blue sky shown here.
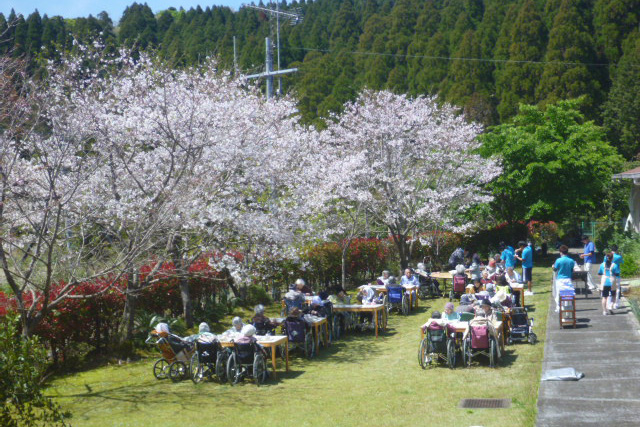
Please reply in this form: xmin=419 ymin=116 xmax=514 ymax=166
xmin=0 ymin=1 xmax=247 ymax=22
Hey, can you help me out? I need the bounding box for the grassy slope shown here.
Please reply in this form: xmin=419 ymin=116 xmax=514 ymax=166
xmin=47 ymin=268 xmax=551 ymax=427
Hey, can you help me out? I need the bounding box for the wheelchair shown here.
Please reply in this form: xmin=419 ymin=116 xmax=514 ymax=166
xmin=190 ymin=339 xmax=227 ymax=384
xmin=147 ymin=331 xmax=194 ymax=382
xmin=281 ymin=297 xmax=304 ymax=317
xmin=418 ymin=323 xmax=456 ymax=369
xmin=462 ymin=320 xmax=499 ymax=368
xmin=282 ymin=316 xmax=315 ymax=358
xmin=449 ymin=275 xmax=467 ymax=301
xmin=383 ymin=285 xmax=409 ymax=316
xmin=226 ymin=341 xmax=268 ymax=386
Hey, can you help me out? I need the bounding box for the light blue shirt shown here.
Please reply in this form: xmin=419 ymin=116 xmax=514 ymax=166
xmin=598 ymin=262 xmax=620 ymax=286
xmin=502 ymin=247 xmax=516 ymax=268
xmin=554 ymin=255 xmax=575 ymax=279
xmin=522 ymin=246 xmax=533 ymax=268
xmin=443 ymin=311 xmax=460 ymax=321
xmin=583 ymin=241 xmax=596 ymax=264
xmin=401 ymin=275 xmax=420 ymax=287
xmin=613 ymin=253 xmax=623 ymax=276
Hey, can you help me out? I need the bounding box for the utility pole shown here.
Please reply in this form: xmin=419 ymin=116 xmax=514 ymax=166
xmin=233 ymin=35 xmax=238 ymax=74
xmin=245 ymin=37 xmax=297 ymax=100
xmin=244 ymin=2 xmax=303 ymax=100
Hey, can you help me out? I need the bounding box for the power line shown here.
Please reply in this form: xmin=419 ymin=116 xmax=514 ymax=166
xmin=289 ymin=46 xmax=627 ymax=68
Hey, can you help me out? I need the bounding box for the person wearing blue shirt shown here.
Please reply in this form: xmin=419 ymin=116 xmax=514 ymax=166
xmin=500 ymin=242 xmax=516 ymax=269
xmin=552 ymin=245 xmax=576 ymax=312
xmin=611 ymin=245 xmax=624 ymax=309
xmin=598 ymin=253 xmax=620 ymax=315
xmin=580 ymin=235 xmax=597 ymax=290
xmin=516 ymin=240 xmax=534 ymax=295
xmin=401 ymin=269 xmax=420 ymax=309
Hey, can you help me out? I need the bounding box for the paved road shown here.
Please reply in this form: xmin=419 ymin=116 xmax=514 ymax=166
xmin=536 ymin=286 xmax=640 ymax=426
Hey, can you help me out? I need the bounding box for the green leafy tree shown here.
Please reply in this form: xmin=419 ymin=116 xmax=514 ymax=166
xmin=603 ymin=31 xmax=640 ymax=159
xmin=118 ymin=3 xmax=157 ymax=49
xmin=480 ymin=98 xmax=624 ymax=223
xmin=593 ymin=0 xmax=640 ymax=63
xmin=0 ymin=315 xmax=67 ymax=426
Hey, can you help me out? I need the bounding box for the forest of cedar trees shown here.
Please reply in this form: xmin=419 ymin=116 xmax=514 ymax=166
xmin=2 ymin=0 xmax=640 ymax=159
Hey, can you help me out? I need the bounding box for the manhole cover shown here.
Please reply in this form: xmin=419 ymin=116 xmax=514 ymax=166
xmin=459 ymin=398 xmax=511 ymax=409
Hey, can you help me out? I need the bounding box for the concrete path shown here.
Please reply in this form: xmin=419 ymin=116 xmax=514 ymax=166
xmin=536 ymin=290 xmax=640 ymax=426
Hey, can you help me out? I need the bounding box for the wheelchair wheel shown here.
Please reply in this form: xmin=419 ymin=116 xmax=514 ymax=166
xmin=253 ymin=353 xmax=267 ymax=385
xmin=489 ymin=338 xmax=497 ymax=368
xmin=446 ymin=340 xmax=456 ymax=369
xmin=215 ymin=351 xmax=228 ymax=382
xmin=168 ymin=361 xmax=187 ymax=382
xmin=226 ymin=353 xmax=238 ymax=385
xmin=418 ymin=338 xmax=429 ymax=369
xmin=153 ymin=358 xmax=169 ymax=379
xmin=190 ymin=354 xmax=204 ymax=384
xmin=304 ymin=332 xmax=315 ymax=359
xmin=401 ymin=294 xmax=409 ymax=316
xmin=382 ymin=295 xmax=389 ymax=313
xmin=529 ymin=332 xmax=537 ymax=344
xmin=462 ymin=340 xmax=472 ymax=367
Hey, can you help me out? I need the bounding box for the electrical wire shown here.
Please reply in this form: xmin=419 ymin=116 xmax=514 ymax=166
xmin=289 ymin=46 xmax=633 ymax=68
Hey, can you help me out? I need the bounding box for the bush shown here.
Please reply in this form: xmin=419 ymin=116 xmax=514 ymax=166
xmin=609 ymin=231 xmax=640 ymax=278
xmin=244 ymin=285 xmax=271 ymax=307
xmin=0 ymin=315 xmax=67 ymax=426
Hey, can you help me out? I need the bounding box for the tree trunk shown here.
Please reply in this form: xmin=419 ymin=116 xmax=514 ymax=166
xmin=223 ymin=268 xmax=241 ymax=298
xmin=341 ymin=245 xmax=348 ymax=289
xmin=179 ymin=274 xmax=193 ymax=329
xmin=121 ymin=272 xmax=139 ymax=343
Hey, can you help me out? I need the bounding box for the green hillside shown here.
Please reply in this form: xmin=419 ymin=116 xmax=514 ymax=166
xmin=3 ymin=0 xmax=640 ymax=157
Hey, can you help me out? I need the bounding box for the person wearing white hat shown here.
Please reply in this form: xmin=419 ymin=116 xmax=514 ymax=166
xmin=226 ymin=316 xmax=244 ymax=334
xmin=295 ymin=278 xmax=313 ymax=295
xmin=235 ymin=324 xmax=258 ymax=345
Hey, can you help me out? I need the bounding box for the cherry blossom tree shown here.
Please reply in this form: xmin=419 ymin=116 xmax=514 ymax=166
xmin=51 ymin=47 xmax=312 ymax=330
xmin=317 ymin=90 xmax=501 ymax=269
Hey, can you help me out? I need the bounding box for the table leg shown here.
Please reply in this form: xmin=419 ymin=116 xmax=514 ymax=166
xmin=271 ymin=344 xmax=278 ymax=380
xmin=325 ymin=322 xmax=329 ymax=346
xmin=315 ymin=325 xmax=320 ymax=350
xmin=374 ymin=308 xmax=379 ymax=338
xmin=285 ymin=340 xmax=289 ymax=372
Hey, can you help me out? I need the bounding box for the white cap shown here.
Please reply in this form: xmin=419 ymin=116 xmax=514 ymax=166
xmin=241 ymin=324 xmax=256 ymax=337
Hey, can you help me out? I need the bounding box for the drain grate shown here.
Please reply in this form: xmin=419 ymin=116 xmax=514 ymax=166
xmin=459 ymin=398 xmax=511 ymax=409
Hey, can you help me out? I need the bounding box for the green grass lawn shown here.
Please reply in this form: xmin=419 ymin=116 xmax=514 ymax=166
xmin=47 ymin=267 xmax=551 ymax=427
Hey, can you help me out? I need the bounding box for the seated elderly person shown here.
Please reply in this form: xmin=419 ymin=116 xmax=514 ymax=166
xmin=304 ymin=296 xmax=327 ymax=317
xmin=401 ymin=268 xmax=420 ymax=286
xmin=491 ymin=290 xmax=513 ymax=309
xmin=235 ymin=324 xmax=258 ymax=345
xmin=456 ymin=294 xmax=476 ymax=314
xmin=328 ymin=287 xmax=350 ymax=305
xmin=251 ymin=304 xmax=276 ymax=335
xmin=294 ymin=278 xmax=313 ymax=296
xmin=187 ymin=322 xmax=217 ymax=343
xmin=442 ymin=302 xmax=460 ymax=321
xmin=485 ymin=282 xmax=497 ymax=299
xmin=226 ymin=316 xmax=244 ymax=335
xmin=357 ymin=284 xmax=380 ymax=325
xmin=421 ymin=310 xmax=444 ymax=331
xmin=505 ymin=266 xmax=522 ymax=285
xmin=377 ymin=270 xmax=391 ymax=285
xmin=384 ymin=275 xmax=398 ymax=290
xmin=475 ymin=299 xmax=500 ymax=322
